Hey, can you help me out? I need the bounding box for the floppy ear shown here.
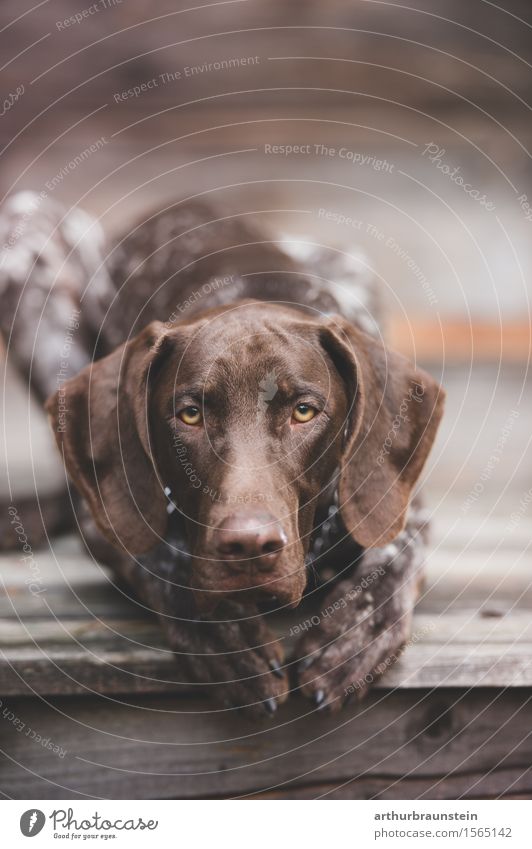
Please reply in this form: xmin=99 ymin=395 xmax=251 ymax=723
xmin=45 ymin=321 xmax=171 ymax=554
xmin=321 ymin=316 xmax=445 ymax=548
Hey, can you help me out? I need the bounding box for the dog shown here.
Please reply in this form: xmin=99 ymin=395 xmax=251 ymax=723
xmin=0 ymin=192 xmax=444 ymax=716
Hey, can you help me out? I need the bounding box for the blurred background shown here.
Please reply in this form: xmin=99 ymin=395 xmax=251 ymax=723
xmin=1 ymin=0 xmax=531 ymax=523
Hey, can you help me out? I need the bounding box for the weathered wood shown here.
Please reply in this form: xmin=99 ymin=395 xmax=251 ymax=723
xmin=246 ymin=768 xmax=532 ymax=800
xmin=1 ymin=516 xmax=532 ymax=697
xmin=0 ymin=689 xmax=530 ymax=799
xmin=1 ymin=604 xmax=532 ymax=697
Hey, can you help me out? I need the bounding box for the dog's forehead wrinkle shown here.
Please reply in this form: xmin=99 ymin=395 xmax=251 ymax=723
xmin=190 ymin=307 xmax=307 ymax=351
xmin=180 ymin=344 xmax=320 ymax=400
xmin=173 ymin=310 xmax=331 ymax=390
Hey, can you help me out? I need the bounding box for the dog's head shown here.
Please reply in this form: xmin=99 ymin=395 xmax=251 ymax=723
xmin=46 ymin=301 xmax=444 ymax=614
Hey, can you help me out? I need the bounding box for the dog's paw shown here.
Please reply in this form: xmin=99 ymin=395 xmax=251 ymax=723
xmin=294 ymin=587 xmax=410 ymax=712
xmin=169 ymin=604 xmax=290 ymax=718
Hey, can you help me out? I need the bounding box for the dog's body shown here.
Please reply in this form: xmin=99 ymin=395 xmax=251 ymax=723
xmin=0 ymin=192 xmax=444 ymax=715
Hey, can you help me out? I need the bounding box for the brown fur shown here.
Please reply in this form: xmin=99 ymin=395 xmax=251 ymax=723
xmin=1 ymin=194 xmax=445 ymax=716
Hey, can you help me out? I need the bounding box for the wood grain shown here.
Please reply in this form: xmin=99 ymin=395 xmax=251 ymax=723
xmin=0 ymin=690 xmax=530 ymax=799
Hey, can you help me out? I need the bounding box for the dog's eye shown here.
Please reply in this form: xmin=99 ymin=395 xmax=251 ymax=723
xmin=178 ymin=406 xmax=202 ymax=426
xmin=292 ymin=403 xmax=317 ymax=423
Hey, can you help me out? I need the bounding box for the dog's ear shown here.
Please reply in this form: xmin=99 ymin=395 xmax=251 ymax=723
xmin=45 ymin=321 xmax=172 ymax=554
xmin=320 ymin=316 xmax=445 ymax=548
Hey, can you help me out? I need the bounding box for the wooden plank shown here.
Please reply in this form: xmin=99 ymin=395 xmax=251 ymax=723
xmin=0 ymin=618 xmax=165 ymax=647
xmin=0 ymin=689 xmax=530 ymax=799
xmin=1 ymin=523 xmax=532 ymax=696
xmin=1 ymin=605 xmax=532 ymax=697
xmin=0 ymin=646 xmax=188 ymax=698
xmin=246 ymin=768 xmax=532 ymax=800
xmin=3 ymin=558 xmax=532 ymax=618
xmin=2 ymin=608 xmax=532 ymax=647
xmin=2 ymin=526 xmax=531 ymax=593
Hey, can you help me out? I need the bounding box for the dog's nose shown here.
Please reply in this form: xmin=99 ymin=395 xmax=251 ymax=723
xmin=214 ymin=512 xmax=287 ymax=570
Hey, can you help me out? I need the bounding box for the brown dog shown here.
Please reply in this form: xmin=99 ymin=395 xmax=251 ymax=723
xmin=1 ymin=193 xmax=444 ymax=716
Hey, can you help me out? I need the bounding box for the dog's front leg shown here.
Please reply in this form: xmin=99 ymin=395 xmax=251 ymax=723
xmin=163 ymin=600 xmax=290 ymax=717
xmin=294 ymin=509 xmax=428 ymax=711
xmin=111 ymin=546 xmax=290 ymax=718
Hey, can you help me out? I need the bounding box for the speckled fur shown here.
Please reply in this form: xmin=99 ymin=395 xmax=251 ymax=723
xmin=1 ymin=193 xmax=442 ymax=716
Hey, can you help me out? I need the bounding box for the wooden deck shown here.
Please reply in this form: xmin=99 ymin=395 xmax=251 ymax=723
xmin=1 ymin=509 xmax=531 ymax=800
xmin=1 ymin=362 xmax=532 ymax=799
